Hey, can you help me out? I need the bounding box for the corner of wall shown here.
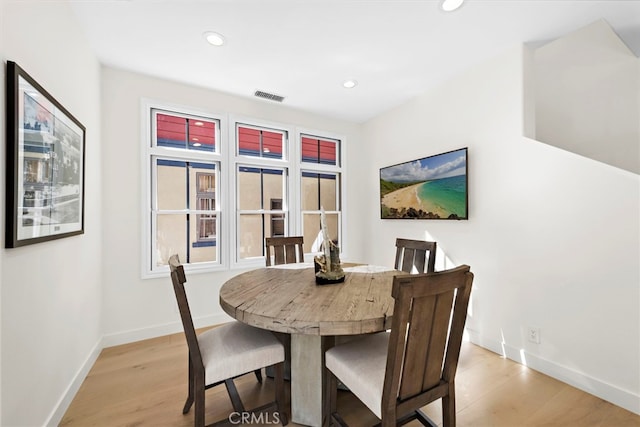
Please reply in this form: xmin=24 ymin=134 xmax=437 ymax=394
xmin=44 ymin=337 xmax=104 ymax=426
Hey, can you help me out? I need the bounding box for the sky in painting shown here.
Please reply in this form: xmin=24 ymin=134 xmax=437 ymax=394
xmin=380 ymin=148 xmax=467 ymax=183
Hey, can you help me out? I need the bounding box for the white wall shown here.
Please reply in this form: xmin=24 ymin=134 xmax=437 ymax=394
xmin=0 ymin=2 xmax=103 ymax=426
xmin=531 ymin=20 xmax=639 ymax=174
xmin=100 ymin=67 xmax=364 ymax=345
xmin=361 ymin=46 xmax=640 ymax=414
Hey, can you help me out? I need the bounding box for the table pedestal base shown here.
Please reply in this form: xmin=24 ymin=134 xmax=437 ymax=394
xmin=291 ymin=335 xmax=332 ymax=427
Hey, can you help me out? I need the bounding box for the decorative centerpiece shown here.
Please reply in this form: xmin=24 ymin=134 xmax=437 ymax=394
xmin=314 ymin=209 xmax=345 ymax=285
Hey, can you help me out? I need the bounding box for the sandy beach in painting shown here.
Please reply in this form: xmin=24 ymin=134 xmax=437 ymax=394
xmin=381 ymin=182 xmax=450 ymax=218
xmin=381 ymin=183 xmax=422 ymax=208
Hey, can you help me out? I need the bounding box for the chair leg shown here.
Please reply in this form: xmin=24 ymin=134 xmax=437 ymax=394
xmin=325 ymin=369 xmax=338 ymax=427
xmin=194 ymin=373 xmax=205 ymax=427
xmin=183 ymin=356 xmax=194 ymax=414
xmin=254 ymin=368 xmax=263 ymax=384
xmin=274 ymin=362 xmax=288 ymax=426
xmin=381 ymin=416 xmax=396 ymax=427
xmin=225 ymin=379 xmax=246 ymax=413
xmin=442 ymin=383 xmax=456 ymax=427
xmin=267 ymin=332 xmax=292 ymax=381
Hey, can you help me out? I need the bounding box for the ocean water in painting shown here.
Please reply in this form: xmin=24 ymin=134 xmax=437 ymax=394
xmin=418 ymin=175 xmax=466 ymax=217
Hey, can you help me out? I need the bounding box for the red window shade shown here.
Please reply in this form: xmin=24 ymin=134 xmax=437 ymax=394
xmin=238 ymin=126 xmax=284 ymax=159
xmin=262 ymin=131 xmax=283 ymax=156
xmin=302 ymin=136 xmax=337 ymax=165
xmin=302 ymin=136 xmax=319 ymax=162
xmin=239 ymin=127 xmax=261 ymax=155
xmin=189 ymin=120 xmax=215 ymax=147
xmin=156 ymin=113 xmax=216 ymax=151
xmin=157 ymin=114 xmax=186 ymax=143
xmin=319 ymin=140 xmax=336 ymax=163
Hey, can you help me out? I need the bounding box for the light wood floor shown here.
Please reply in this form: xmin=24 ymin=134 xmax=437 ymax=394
xmin=61 ymin=331 xmax=639 ymax=427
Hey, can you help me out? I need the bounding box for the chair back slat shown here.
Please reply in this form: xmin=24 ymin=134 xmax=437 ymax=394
xmin=442 ymin=272 xmax=474 ymax=382
xmin=423 ymin=291 xmax=455 ymax=390
xmin=394 ymin=238 xmax=437 ymax=273
xmin=265 ymin=236 xmax=304 ymax=266
xmin=399 ymin=295 xmax=437 ymax=398
xmin=169 ymin=254 xmax=204 ymax=370
xmin=399 ymin=289 xmax=455 ymax=399
xmin=384 ymin=265 xmax=473 ymax=407
xmin=273 ymin=245 xmax=286 ymax=265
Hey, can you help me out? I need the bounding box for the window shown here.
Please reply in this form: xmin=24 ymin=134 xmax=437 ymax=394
xmin=300 ymin=134 xmax=342 ymax=254
xmin=235 ymin=123 xmax=289 ymax=263
xmin=146 ymin=108 xmax=221 ymax=274
xmin=144 ymin=105 xmax=345 ymax=276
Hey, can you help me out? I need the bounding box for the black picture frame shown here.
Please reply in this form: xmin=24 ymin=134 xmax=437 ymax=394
xmin=5 ymin=61 xmax=85 ymax=247
xmin=380 ymin=147 xmax=468 ymax=220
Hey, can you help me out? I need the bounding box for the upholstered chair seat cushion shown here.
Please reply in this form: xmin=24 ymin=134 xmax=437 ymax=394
xmin=325 ymin=331 xmax=390 ymax=418
xmin=199 ymin=322 xmax=285 ymax=385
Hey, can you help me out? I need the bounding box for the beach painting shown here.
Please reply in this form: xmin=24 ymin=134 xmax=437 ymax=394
xmin=380 ymin=148 xmax=468 ymax=220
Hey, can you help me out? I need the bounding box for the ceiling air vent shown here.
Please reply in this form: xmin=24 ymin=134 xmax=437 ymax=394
xmin=254 ymin=90 xmax=285 ymax=103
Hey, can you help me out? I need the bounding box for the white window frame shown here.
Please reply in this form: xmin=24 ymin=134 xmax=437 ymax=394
xmin=142 ymin=100 xmax=227 ymax=278
xmin=230 ymin=117 xmax=296 ymax=269
xmin=297 ymin=128 xmax=347 ymax=259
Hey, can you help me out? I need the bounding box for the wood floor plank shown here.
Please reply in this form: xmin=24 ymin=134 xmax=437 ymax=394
xmin=61 ymin=332 xmax=639 ymax=427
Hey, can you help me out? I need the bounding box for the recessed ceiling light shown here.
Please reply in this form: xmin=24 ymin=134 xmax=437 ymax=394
xmin=343 ymin=79 xmax=358 ymax=89
xmin=204 ymin=31 xmax=225 ymax=46
xmin=441 ymin=0 xmax=464 ymax=12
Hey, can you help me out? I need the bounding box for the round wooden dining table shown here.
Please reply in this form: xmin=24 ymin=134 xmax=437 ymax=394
xmin=219 ymin=263 xmax=398 ymax=427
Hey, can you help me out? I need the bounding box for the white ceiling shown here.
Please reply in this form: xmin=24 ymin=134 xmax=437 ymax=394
xmin=70 ymin=0 xmax=640 ymax=123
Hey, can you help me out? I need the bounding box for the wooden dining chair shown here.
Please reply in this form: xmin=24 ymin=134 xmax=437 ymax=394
xmin=325 ymin=265 xmax=474 ymax=427
xmin=265 ymin=236 xmax=305 ymax=266
xmin=264 ymin=236 xmax=304 ymax=380
xmin=168 ymin=255 xmax=288 ymax=427
xmin=394 ymin=238 xmax=437 ymax=273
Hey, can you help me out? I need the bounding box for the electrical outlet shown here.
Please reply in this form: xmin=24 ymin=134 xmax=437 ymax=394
xmin=527 ymin=327 xmax=540 ymax=344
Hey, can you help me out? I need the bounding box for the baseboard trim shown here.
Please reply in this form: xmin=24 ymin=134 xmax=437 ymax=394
xmin=45 ymin=337 xmax=103 ymax=427
xmin=47 ymin=313 xmax=233 ymax=426
xmin=466 ymin=330 xmax=640 ymax=415
xmin=102 ymin=313 xmax=232 ymax=348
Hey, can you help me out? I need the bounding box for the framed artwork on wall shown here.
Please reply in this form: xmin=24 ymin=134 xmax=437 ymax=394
xmin=5 ymin=61 xmax=86 ymax=248
xmin=380 ymin=147 xmax=468 ymax=220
